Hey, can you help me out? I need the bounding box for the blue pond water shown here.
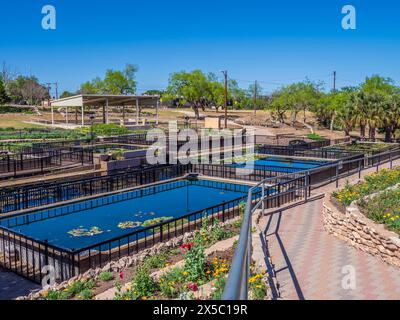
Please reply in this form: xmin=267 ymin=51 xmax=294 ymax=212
xmin=232 ymin=156 xmax=328 ymax=173
xmin=0 ymin=179 xmax=250 ymax=250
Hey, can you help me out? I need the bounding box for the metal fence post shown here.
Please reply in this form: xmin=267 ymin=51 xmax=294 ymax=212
xmin=261 ymin=183 xmax=265 ymax=214
xmin=335 ymin=164 xmax=339 ymax=188
xmin=304 ymin=171 xmax=309 ymax=202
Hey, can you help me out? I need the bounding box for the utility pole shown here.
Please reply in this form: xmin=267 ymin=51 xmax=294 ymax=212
xmin=54 ymin=82 xmax=58 ymax=99
xmin=221 ymin=70 xmax=228 ymax=129
xmin=253 ymin=80 xmax=257 ymax=116
xmin=46 ymin=82 xmax=52 ymax=107
xmin=333 ymin=71 xmax=336 ymax=92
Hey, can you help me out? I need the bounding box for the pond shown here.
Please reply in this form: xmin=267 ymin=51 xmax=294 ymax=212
xmin=0 ymin=178 xmax=251 ymax=250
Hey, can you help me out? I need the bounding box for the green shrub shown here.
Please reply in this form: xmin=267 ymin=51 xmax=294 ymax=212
xmin=144 ymin=252 xmax=168 ymax=269
xmin=358 ymin=188 xmax=400 ymax=233
xmin=306 ymin=133 xmax=326 ymax=141
xmin=99 ymin=271 xmax=114 ymax=282
xmin=132 ymin=266 xmax=158 ymax=298
xmin=333 ymin=167 xmax=400 ymax=206
xmin=159 ymin=267 xmax=185 ymax=298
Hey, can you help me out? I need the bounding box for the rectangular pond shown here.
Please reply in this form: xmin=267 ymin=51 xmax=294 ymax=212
xmin=231 ymin=155 xmax=330 ymax=173
xmin=0 ymin=178 xmax=252 ymax=251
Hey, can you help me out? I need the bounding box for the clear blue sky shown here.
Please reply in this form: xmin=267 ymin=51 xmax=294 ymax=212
xmin=1 ymin=0 xmax=400 ymax=96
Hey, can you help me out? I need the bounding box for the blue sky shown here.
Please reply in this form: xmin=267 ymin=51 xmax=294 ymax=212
xmin=1 ymin=0 xmax=400 ymax=96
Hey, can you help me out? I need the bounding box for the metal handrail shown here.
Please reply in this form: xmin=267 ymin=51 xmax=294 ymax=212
xmin=222 ymin=146 xmax=400 ymax=300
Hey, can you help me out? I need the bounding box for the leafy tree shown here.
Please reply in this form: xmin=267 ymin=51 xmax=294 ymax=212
xmin=165 ymin=70 xmax=220 ymax=118
xmin=60 ymin=91 xmax=75 ymax=98
xmin=0 ymin=77 xmax=10 ymax=105
xmin=79 ymin=64 xmax=138 ymax=94
xmin=7 ymin=76 xmax=49 ymax=105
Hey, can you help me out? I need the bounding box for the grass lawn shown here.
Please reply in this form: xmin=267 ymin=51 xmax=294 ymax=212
xmin=0 ymin=114 xmax=42 ymax=129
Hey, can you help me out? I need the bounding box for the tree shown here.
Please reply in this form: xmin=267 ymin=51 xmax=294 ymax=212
xmin=165 ymin=70 xmax=218 ymax=118
xmin=60 ymin=91 xmax=75 ymax=98
xmin=0 ymin=77 xmax=10 ymax=105
xmin=79 ymin=64 xmax=138 ymax=94
xmin=269 ymin=81 xmax=322 ymax=129
xmin=7 ymin=76 xmax=49 ymax=105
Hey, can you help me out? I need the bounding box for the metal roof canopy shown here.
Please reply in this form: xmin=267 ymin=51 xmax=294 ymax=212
xmin=49 ymin=94 xmax=160 ymax=126
xmin=50 ymin=94 xmax=159 ymax=107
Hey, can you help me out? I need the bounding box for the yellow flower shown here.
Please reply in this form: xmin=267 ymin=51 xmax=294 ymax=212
xmin=183 ymin=271 xmax=188 ymax=277
xmin=142 ymin=296 xmax=147 ymax=300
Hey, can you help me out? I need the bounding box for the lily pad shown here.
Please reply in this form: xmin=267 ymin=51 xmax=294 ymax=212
xmin=68 ymin=226 xmax=104 ymax=237
xmin=117 ymin=221 xmax=141 ymax=229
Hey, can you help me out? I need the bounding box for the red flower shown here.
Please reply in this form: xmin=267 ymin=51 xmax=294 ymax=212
xmin=119 ymin=271 xmax=124 ymax=280
xmin=180 ymin=242 xmax=194 ymax=251
xmin=187 ymin=282 xmax=198 ymax=292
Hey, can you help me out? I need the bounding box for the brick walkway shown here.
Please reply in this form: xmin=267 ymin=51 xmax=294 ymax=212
xmin=263 ymin=159 xmax=400 ymax=300
xmin=0 ymin=267 xmax=40 ymax=300
xmin=264 ymin=198 xmax=400 ymax=300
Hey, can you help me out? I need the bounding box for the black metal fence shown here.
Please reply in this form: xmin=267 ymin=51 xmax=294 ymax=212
xmin=0 ymin=164 xmax=190 ymax=214
xmin=0 ymin=148 xmax=93 ymax=178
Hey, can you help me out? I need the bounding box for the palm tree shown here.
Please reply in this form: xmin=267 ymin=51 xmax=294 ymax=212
xmin=348 ymin=91 xmax=369 ymax=140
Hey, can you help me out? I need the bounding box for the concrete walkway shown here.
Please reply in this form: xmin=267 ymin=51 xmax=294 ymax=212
xmin=262 ymin=159 xmax=400 ymax=300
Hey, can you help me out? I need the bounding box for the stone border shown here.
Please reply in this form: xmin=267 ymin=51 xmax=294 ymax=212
xmin=323 ymin=198 xmax=400 ymax=268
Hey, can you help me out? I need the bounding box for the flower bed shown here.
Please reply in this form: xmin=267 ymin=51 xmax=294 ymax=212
xmin=26 ymin=214 xmax=249 ymax=301
xmin=332 ymin=167 xmax=400 ymax=206
xmin=331 ymin=142 xmax=395 ymax=154
xmin=358 ymin=188 xmax=400 ymax=234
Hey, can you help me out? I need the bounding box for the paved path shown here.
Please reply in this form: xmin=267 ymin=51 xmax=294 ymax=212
xmin=264 ymin=199 xmax=400 ymax=300
xmin=263 ymin=159 xmax=400 ymax=300
xmin=0 ymin=267 xmax=40 ymax=300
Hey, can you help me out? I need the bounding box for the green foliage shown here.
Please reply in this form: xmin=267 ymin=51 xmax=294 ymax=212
xmin=99 ymin=271 xmax=114 ymax=282
xmin=6 ymin=75 xmax=49 ymax=105
xmin=249 ymin=274 xmax=267 ymax=300
xmin=80 ymin=64 xmax=138 ymax=94
xmin=333 ymin=167 xmax=400 ymax=206
xmin=306 ymin=133 xmax=326 ymax=141
xmin=43 ymin=279 xmax=95 ymax=300
xmin=183 ymin=241 xmax=206 ymax=283
xmin=159 ymin=267 xmax=185 ymax=298
xmin=78 ymin=123 xmax=129 ymax=137
xmin=0 ymin=78 xmax=10 ymax=105
xmin=212 ymin=275 xmax=226 ymax=300
xmin=132 ymin=266 xmax=158 ymax=298
xmin=358 ymin=188 xmax=400 ymax=233
xmin=143 ymin=252 xmax=168 ymax=269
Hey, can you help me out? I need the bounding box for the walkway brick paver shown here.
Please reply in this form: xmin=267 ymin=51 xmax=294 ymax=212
xmin=0 ymin=267 xmax=40 ymax=300
xmin=265 ymin=199 xmax=400 ymax=300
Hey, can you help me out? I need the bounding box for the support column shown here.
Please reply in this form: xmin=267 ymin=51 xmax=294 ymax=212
xmin=136 ymin=98 xmax=139 ymax=124
xmin=65 ymin=107 xmax=68 ymax=124
xmin=106 ymin=99 xmax=109 ymax=124
xmin=51 ymin=104 xmax=54 ymax=125
xmin=75 ymin=107 xmax=78 ymax=124
xmin=122 ymin=104 xmax=125 ymax=123
xmin=81 ymin=105 xmax=84 ymax=126
xmin=156 ymin=99 xmax=159 ymax=125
